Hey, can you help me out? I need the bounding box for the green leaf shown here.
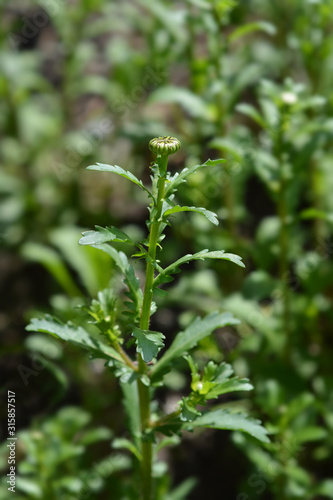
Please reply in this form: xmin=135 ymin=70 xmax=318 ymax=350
xmin=149 ymin=85 xmax=211 ymax=119
xmin=209 ymin=137 xmax=244 ymax=162
xmin=185 ymin=409 xmax=270 ymax=443
xmin=85 ymin=452 xmax=131 ymax=477
xmin=78 ymin=427 xmax=113 ymax=446
xmin=112 ymin=437 xmax=142 ymax=461
xmin=154 ymin=249 xmax=245 ymax=287
xmin=314 ymin=479 xmax=333 ymax=498
xmin=151 ymin=312 xmax=240 ymax=381
xmin=21 ymin=242 xmax=82 ymax=297
xmin=87 ymin=163 xmax=151 ymax=196
xmin=200 ymin=361 xmax=253 ymax=398
xmin=166 ymin=478 xmax=197 ymax=500
xmin=236 ymin=103 xmax=266 ymax=128
xmin=26 ymin=316 xmax=124 ymax=363
xmin=165 ymin=158 xmax=225 ymax=197
xmin=280 ymin=393 xmax=315 ymax=428
xmin=25 ymin=334 xmax=63 ymax=360
xmin=90 ymin=243 xmax=143 ymax=322
xmin=229 ymin=21 xmax=276 ymax=43
xmin=133 ymin=327 xmax=165 ymax=363
xmin=120 ymin=380 xmax=141 ymax=446
xmin=180 ymin=399 xmax=202 ymax=422
xmin=163 ymin=205 xmax=218 ymax=225
xmin=79 ymin=225 xmax=136 ymax=246
xmin=300 ymin=208 xmax=333 ymax=223
xmin=49 ymin=226 xmax=111 ymax=297
xmin=293 ymin=426 xmax=327 ymax=444
xmin=16 ymin=477 xmax=43 ymax=498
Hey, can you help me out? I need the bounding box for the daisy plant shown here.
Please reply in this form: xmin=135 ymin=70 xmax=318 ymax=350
xmin=27 ymin=137 xmax=269 ymax=500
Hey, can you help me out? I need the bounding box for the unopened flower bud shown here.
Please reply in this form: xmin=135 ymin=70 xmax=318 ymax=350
xmin=149 ymin=136 xmax=181 ymax=156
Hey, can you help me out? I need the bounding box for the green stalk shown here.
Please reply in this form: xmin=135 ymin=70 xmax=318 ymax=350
xmin=275 ymin=123 xmax=291 ymax=356
xmin=137 ymin=154 xmax=167 ymax=500
xmin=278 ymin=170 xmax=290 ymax=342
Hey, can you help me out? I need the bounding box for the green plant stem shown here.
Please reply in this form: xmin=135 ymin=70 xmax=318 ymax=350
xmin=152 ymin=409 xmax=181 ymax=428
xmin=137 ymin=155 xmax=167 ymax=500
xmin=275 ymin=127 xmax=291 ymax=356
xmin=113 ymin=340 xmax=138 ymax=371
xmin=278 ymin=172 xmax=290 ymax=339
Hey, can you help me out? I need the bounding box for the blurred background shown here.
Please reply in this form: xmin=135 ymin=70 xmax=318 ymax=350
xmin=1 ymin=0 xmax=333 ymax=498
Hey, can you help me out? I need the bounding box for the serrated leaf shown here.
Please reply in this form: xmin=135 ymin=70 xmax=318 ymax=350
xmin=154 ymin=250 xmax=245 ymax=287
xmin=151 ymin=312 xmax=240 ymax=381
xmin=26 ymin=316 xmax=124 ymax=363
xmin=90 ymin=243 xmax=143 ymax=322
xmin=165 ymin=158 xmax=225 ymax=197
xmin=87 ymin=163 xmax=151 ymax=196
xmin=79 ymin=225 xmax=136 ymax=246
xmin=185 ymin=409 xmax=270 ymax=443
xmin=200 ymin=361 xmax=253 ymax=398
xmin=180 ymin=399 xmax=201 ymax=422
xmin=133 ymin=327 xmax=165 ymax=363
xmin=189 ymin=359 xmax=253 ymax=399
xmin=163 ymin=205 xmax=218 ymax=225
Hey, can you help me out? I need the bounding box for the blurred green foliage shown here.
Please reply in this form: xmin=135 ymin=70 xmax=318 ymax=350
xmin=1 ymin=0 xmax=333 ymax=499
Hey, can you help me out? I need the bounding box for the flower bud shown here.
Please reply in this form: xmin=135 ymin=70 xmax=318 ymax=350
xmin=149 ymin=136 xmax=181 ymax=156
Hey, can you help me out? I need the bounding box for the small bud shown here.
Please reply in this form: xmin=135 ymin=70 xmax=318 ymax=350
xmin=149 ymin=136 xmax=181 ymax=156
xmin=281 ymin=92 xmax=297 ymax=105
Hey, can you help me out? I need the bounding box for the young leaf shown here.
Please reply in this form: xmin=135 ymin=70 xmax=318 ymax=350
xmin=90 ymin=243 xmax=143 ymax=323
xmin=79 ymin=225 xmax=136 ymax=246
xmin=150 ymin=312 xmax=240 ymax=381
xmin=87 ymin=163 xmax=151 ymax=196
xmin=163 ymin=205 xmax=219 ymax=225
xmin=133 ymin=327 xmax=165 ymax=363
xmin=180 ymin=399 xmax=201 ymax=422
xmin=184 ymin=409 xmax=270 ymax=443
xmin=26 ymin=316 xmax=124 ymax=363
xmin=190 ymin=360 xmax=253 ymax=399
xmin=205 ymin=375 xmax=253 ymax=399
xmin=165 ymin=158 xmax=225 ymax=197
xmin=154 ymin=249 xmax=245 ymax=287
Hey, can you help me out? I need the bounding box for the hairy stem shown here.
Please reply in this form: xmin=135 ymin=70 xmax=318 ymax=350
xmin=137 ymin=154 xmax=167 ymax=500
